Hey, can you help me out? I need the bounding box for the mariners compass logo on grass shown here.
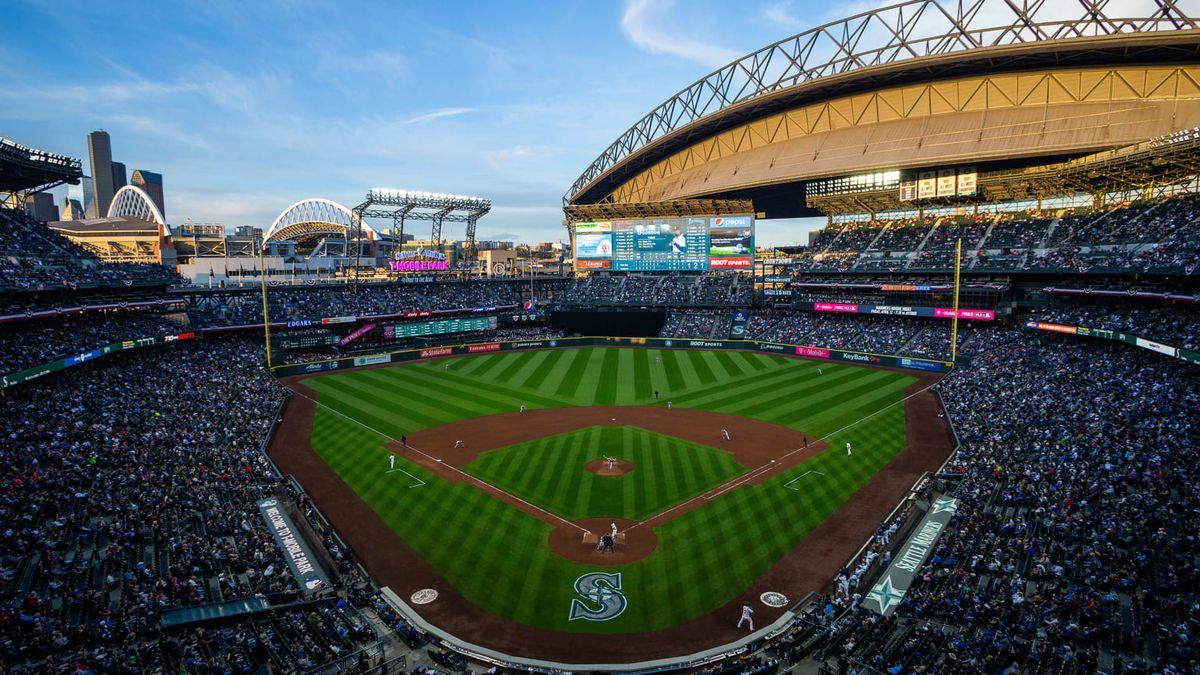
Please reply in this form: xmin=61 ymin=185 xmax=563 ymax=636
xmin=568 ymin=572 xmax=627 ymax=621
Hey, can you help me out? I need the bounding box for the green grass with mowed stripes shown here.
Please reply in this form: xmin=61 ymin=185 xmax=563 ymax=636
xmin=465 ymin=425 xmax=746 ymax=521
xmin=304 ymin=348 xmax=914 ymax=633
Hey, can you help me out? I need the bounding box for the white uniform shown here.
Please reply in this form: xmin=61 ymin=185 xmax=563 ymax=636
xmin=737 ymin=604 xmax=754 ymax=630
xmin=389 ymin=455 xmax=395 ymax=469
xmin=846 ymin=442 xmax=852 ymax=455
xmin=610 ymin=521 xmax=618 ymax=537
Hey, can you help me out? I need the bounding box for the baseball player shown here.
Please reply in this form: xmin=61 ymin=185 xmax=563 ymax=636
xmin=667 ymin=401 xmax=673 ymax=409
xmin=519 ymin=404 xmax=527 ymax=413
xmin=610 ymin=521 xmax=618 ymax=538
xmin=803 ymin=436 xmax=809 ymax=449
xmin=654 ymin=390 xmax=659 ymax=400
xmin=817 ymin=367 xmax=823 ymax=375
xmin=606 ymin=456 xmax=616 ymax=470
xmin=737 ymin=604 xmax=755 ymax=630
xmin=389 ymin=454 xmax=395 ymax=470
xmin=720 ymin=428 xmax=730 ymax=441
xmin=400 ymin=435 xmax=408 ymax=447
xmin=444 ymin=362 xmax=450 ymax=371
xmin=454 ymin=439 xmax=465 ymax=449
xmin=846 ymin=442 xmax=852 ymax=456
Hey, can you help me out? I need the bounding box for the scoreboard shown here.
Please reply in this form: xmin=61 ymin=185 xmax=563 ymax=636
xmin=574 ymin=214 xmax=753 ymax=271
xmin=383 ymin=315 xmax=497 ymax=340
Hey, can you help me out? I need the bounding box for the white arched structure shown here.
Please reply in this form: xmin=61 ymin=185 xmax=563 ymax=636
xmin=108 ymin=185 xmax=168 ymax=231
xmin=264 ymin=198 xmax=377 ymax=243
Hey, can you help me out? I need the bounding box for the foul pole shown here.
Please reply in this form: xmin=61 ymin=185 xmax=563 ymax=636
xmin=951 ymin=237 xmax=962 ymax=364
xmin=259 ymin=243 xmax=273 ymax=370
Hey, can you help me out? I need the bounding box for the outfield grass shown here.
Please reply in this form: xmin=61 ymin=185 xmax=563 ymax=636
xmin=464 ymin=425 xmax=746 ymax=520
xmin=305 ymin=348 xmax=915 ymax=633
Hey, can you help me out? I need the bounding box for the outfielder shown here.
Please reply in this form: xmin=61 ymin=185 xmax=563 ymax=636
xmin=845 ymin=442 xmax=853 ymax=455
xmin=737 ymin=604 xmax=755 ymax=630
xmin=389 ymin=454 xmax=395 ymax=470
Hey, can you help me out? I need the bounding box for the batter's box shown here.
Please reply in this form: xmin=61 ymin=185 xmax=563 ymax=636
xmin=783 ymin=470 xmax=826 ymax=491
xmin=582 ymin=532 xmax=627 ymax=544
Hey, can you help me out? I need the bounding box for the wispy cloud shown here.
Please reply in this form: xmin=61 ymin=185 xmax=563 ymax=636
xmin=404 ymin=107 xmax=475 ymax=124
xmin=620 ymin=0 xmax=741 ymax=69
xmin=762 ymin=2 xmax=805 ymax=32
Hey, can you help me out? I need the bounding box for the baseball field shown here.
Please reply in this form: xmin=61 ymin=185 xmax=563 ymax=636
xmin=273 ymin=346 xmax=939 ymax=650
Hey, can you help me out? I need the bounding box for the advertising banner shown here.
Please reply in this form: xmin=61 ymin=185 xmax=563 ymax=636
xmin=764 ymin=288 xmax=793 ymax=297
xmin=863 ymin=496 xmax=959 ymax=616
xmin=815 ymin=302 xmax=859 ymax=313
xmin=321 ymin=316 xmax=357 ymax=325
xmin=420 ymin=347 xmax=454 ymax=358
xmin=338 ymin=323 xmax=376 ymax=347
xmin=1025 ymin=320 xmax=1079 ymax=335
xmin=796 ymin=346 xmax=831 ymax=359
xmin=353 ymin=354 xmax=392 ymax=367
xmin=256 ymin=498 xmax=328 ymax=596
xmin=899 ymin=180 xmax=917 ymax=201
xmin=467 ymin=342 xmax=502 ymax=353
xmin=763 ymin=275 xmax=792 ymax=284
xmin=1135 ymin=337 xmax=1176 ymax=357
xmin=934 ymin=308 xmax=995 ymax=321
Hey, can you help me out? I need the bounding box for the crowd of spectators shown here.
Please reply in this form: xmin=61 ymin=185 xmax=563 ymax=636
xmin=193 ymin=280 xmax=525 ymax=327
xmin=0 ymin=209 xmax=180 ymax=291
xmin=0 ymin=310 xmax=188 ymax=374
xmin=791 ymin=194 xmax=1200 ymax=274
xmin=561 ymin=273 xmax=751 ymax=306
xmin=1030 ymin=300 xmax=1199 ymax=351
xmin=804 ymin=327 xmax=1198 ymax=673
xmin=659 ymin=310 xmax=731 ymax=338
xmin=0 ymin=337 xmax=383 ymax=672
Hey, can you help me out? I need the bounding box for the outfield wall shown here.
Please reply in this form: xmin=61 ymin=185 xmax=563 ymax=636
xmin=270 ymin=336 xmax=954 ymax=377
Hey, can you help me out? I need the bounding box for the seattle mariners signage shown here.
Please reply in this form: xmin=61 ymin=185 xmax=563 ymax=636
xmin=863 ymin=496 xmax=958 ymax=617
xmin=256 ymin=498 xmax=328 ymax=595
xmin=568 ymin=572 xmax=627 ymax=621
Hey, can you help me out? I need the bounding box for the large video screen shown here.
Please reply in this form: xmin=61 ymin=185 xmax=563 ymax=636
xmin=575 ymin=214 xmax=753 ymax=272
xmin=707 ymin=215 xmax=754 ymax=269
xmin=574 ymin=221 xmax=613 ymax=270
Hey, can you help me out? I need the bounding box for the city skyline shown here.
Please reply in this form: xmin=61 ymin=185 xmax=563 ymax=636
xmin=0 ymin=0 xmax=861 ymax=246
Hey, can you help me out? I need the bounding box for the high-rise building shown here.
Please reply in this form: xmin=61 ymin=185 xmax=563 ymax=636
xmin=86 ymin=130 xmax=115 ymax=218
xmin=24 ymin=192 xmax=59 ymax=222
xmin=68 ymin=176 xmax=93 ymax=216
xmin=61 ymin=197 xmax=85 ymax=220
xmin=131 ymin=169 xmax=165 ymax=218
xmin=111 ymin=161 xmax=127 ymax=192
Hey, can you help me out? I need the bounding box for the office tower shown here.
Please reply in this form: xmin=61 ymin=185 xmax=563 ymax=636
xmin=69 ymin=176 xmax=93 ymax=216
xmin=111 ymin=161 xmax=127 ymax=192
xmin=86 ymin=130 xmax=115 ymax=218
xmin=24 ymin=192 xmax=59 ymax=222
xmin=61 ymin=197 xmax=85 ymax=220
xmin=131 ymin=169 xmax=165 ymax=218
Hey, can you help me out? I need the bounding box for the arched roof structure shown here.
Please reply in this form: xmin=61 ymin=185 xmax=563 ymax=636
xmin=565 ymin=0 xmax=1200 ymax=208
xmin=108 ymin=185 xmax=168 ymax=231
xmin=264 ymin=198 xmax=377 ymax=242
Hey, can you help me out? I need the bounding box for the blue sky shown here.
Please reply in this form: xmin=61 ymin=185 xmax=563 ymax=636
xmin=0 ymin=0 xmax=863 ymax=244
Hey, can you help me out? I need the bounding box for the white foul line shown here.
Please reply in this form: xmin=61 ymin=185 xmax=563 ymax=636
xmin=385 ymin=468 xmax=427 ymax=488
xmin=783 ymin=471 xmax=825 ymax=491
xmin=283 ymin=385 xmax=588 ymax=534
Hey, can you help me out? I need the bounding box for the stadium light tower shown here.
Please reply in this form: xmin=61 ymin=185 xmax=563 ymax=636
xmin=350 ymin=189 xmax=492 ymax=285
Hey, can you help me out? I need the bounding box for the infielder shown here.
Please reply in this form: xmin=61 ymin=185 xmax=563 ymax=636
xmin=737 ymin=604 xmax=755 ymax=630
xmin=845 ymin=442 xmax=852 ymax=455
xmin=454 ymin=439 xmax=465 ymax=449
xmin=606 ymin=456 xmax=616 ymax=470
xmin=519 ymin=404 xmax=527 ymax=413
xmin=667 ymin=401 xmax=673 ymax=409
xmin=720 ymin=428 xmax=730 ymax=441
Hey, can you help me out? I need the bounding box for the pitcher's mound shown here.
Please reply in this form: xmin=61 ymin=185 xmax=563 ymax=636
xmin=585 ymin=458 xmax=634 ymax=476
xmin=548 ymin=518 xmax=657 ymax=564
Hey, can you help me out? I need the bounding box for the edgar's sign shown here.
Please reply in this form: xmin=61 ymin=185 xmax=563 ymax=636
xmin=568 ymin=572 xmax=627 ymax=621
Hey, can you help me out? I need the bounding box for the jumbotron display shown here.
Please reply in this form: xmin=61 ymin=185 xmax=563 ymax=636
xmin=574 ymin=215 xmax=754 ymax=271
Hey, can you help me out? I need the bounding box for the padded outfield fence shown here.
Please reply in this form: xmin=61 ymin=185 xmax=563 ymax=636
xmin=269 ymin=336 xmax=953 ymax=377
